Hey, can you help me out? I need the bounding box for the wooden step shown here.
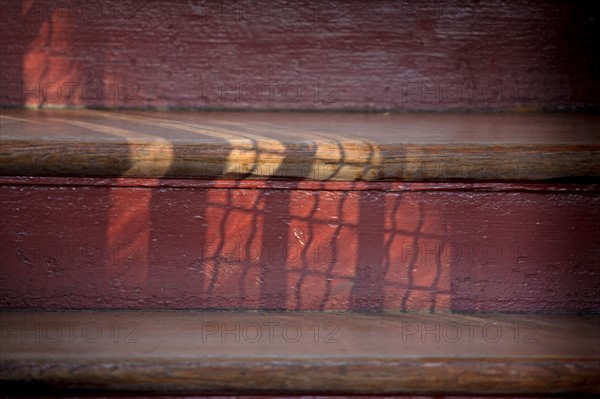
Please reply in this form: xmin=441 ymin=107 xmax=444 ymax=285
xmin=1 ymin=109 xmax=599 ymax=181
xmin=1 ymin=0 xmax=598 ymax=111
xmin=2 ymin=177 xmax=599 ymax=312
xmin=1 ymin=311 xmax=599 ymax=395
xmin=1 ymin=109 xmax=600 ymax=312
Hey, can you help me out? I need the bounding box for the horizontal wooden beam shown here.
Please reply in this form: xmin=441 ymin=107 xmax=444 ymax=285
xmin=1 ymin=311 xmax=599 ymax=395
xmin=1 ymin=109 xmax=599 ymax=181
xmin=1 ymin=0 xmax=598 ymax=111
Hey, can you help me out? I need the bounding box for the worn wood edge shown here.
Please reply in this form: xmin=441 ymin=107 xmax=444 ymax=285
xmin=1 ymin=311 xmax=599 ymax=395
xmin=2 ymin=138 xmax=599 ymax=181
xmin=1 ymin=358 xmax=599 ymax=395
xmin=1 ymin=176 xmax=600 ymax=192
xmin=2 ymin=110 xmax=599 ymax=181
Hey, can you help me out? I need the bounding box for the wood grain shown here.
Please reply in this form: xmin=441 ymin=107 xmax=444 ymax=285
xmin=1 ymin=0 xmax=598 ymax=110
xmin=1 ymin=109 xmax=599 ymax=181
xmin=1 ymin=311 xmax=599 ymax=394
xmin=1 ymin=179 xmax=599 ymax=312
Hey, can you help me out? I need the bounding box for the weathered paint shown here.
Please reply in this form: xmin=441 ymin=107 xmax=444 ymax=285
xmin=2 ymin=109 xmax=600 ymax=181
xmin=1 ymin=178 xmax=598 ymax=312
xmin=1 ymin=0 xmax=598 ymax=110
xmin=2 ymin=312 xmax=599 ymax=394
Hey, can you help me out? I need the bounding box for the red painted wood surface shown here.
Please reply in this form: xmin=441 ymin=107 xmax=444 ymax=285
xmin=1 ymin=0 xmax=598 ymax=110
xmin=2 ymin=311 xmax=599 ymax=394
xmin=3 ymin=109 xmax=600 ymax=182
xmin=1 ymin=178 xmax=598 ymax=312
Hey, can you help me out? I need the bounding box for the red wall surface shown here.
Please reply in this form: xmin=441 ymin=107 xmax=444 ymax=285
xmin=1 ymin=0 xmax=599 ymax=110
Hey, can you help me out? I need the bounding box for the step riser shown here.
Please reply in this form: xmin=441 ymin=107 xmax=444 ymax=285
xmin=1 ymin=0 xmax=598 ymax=110
xmin=2 ymin=179 xmax=598 ymax=311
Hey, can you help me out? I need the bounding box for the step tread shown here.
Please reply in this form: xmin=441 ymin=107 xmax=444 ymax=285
xmin=1 ymin=311 xmax=599 ymax=394
xmin=1 ymin=109 xmax=599 ymax=181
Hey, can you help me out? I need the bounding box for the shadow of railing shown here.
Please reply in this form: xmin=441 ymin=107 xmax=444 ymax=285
xmin=1 ymin=0 xmax=449 ymax=312
xmin=91 ymin=112 xmax=451 ymax=312
xmin=0 ymin=107 xmax=454 ymax=312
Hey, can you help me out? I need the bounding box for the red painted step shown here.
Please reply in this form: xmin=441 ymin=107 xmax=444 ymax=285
xmin=1 ymin=0 xmax=598 ymax=111
xmin=2 ymin=1 xmax=599 ymax=396
xmin=2 ymin=311 xmax=599 ymax=395
xmin=1 ymin=178 xmax=599 ymax=312
xmin=1 ymin=110 xmax=599 ymax=312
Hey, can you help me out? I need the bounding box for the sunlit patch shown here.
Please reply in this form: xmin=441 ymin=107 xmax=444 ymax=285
xmin=105 ymin=184 xmax=152 ymax=289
